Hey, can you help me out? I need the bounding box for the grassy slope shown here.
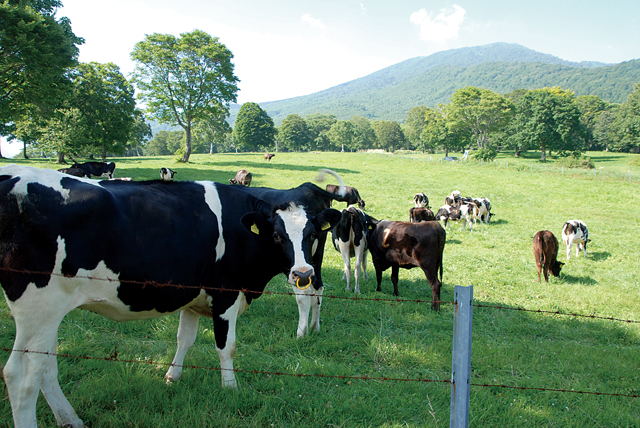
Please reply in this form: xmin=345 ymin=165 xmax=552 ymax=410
xmin=1 ymin=152 xmax=639 ymax=427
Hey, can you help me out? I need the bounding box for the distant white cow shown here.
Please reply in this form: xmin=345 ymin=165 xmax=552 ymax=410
xmin=561 ymin=220 xmax=590 ymax=259
xmin=472 ymin=198 xmax=492 ymax=224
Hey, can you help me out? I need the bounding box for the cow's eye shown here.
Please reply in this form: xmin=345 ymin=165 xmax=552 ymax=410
xmin=273 ymin=232 xmax=282 ymax=244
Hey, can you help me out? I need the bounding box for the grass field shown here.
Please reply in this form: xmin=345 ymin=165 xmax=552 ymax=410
xmin=1 ymin=151 xmax=639 ymax=427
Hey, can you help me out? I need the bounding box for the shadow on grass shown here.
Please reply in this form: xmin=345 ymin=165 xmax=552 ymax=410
xmin=559 ymin=274 xmax=598 ymax=285
xmin=589 ymin=251 xmax=611 ymax=262
xmin=488 ymin=218 xmax=508 ymax=225
xmin=446 ymin=239 xmax=462 ymax=245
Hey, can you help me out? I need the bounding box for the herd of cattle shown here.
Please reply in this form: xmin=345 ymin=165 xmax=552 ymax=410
xmin=0 ymin=160 xmax=590 ymax=427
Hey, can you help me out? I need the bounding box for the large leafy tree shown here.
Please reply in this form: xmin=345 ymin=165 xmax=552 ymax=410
xmin=405 ymin=106 xmax=428 ymax=149
xmin=577 ymin=95 xmax=607 ymax=150
xmin=349 ymin=116 xmax=376 ymax=150
xmin=71 ymin=62 xmax=136 ymax=160
xmin=278 ymin=114 xmax=310 ymax=152
xmin=0 ymin=0 xmax=83 ymax=153
xmin=233 ymin=102 xmax=276 ymax=152
xmin=447 ymin=86 xmax=513 ymax=149
xmin=327 ymin=120 xmax=355 ymax=152
xmin=125 ymin=109 xmax=153 ymax=156
xmin=612 ymin=82 xmax=640 ymax=153
xmin=131 ymin=30 xmax=238 ymax=162
xmin=511 ymin=87 xmax=585 ymax=160
xmin=37 ymin=107 xmax=84 ymax=163
xmin=193 ymin=112 xmax=232 ymax=154
xmin=306 ymin=113 xmax=336 ymax=151
xmin=372 ymin=120 xmax=405 ymax=152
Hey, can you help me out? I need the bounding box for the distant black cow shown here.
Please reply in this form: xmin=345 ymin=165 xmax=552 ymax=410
xmin=58 ymin=167 xmax=88 ymax=178
xmin=160 ymin=167 xmax=176 ymax=181
xmin=533 ymin=230 xmax=564 ymax=282
xmin=414 ymin=192 xmax=429 ymax=208
xmin=326 ymin=184 xmax=365 ymax=209
xmin=409 ymin=206 xmax=436 ymax=223
xmin=72 ymin=161 xmax=116 ymax=179
xmin=331 ymin=206 xmax=370 ymax=293
xmin=367 ymin=220 xmax=446 ymax=310
xmin=229 ymin=169 xmax=252 ymax=186
xmin=0 ymin=164 xmax=341 ymax=427
xmin=264 ymin=153 xmax=275 ymax=161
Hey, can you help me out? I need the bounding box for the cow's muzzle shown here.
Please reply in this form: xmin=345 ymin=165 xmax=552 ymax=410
xmin=292 ymin=269 xmax=314 ymax=290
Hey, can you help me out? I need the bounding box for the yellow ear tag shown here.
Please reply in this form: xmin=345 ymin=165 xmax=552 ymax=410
xmin=321 ymin=222 xmax=332 ymax=231
xmin=251 ymin=224 xmax=260 ymax=235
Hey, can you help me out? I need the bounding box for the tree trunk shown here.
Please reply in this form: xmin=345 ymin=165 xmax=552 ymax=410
xmin=57 ymin=152 xmax=66 ymax=164
xmin=540 ymin=142 xmax=547 ymax=161
xmin=22 ymin=141 xmax=29 ymax=159
xmin=181 ymin=124 xmax=192 ymax=162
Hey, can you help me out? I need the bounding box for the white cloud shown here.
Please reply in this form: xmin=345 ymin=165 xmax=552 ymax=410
xmin=410 ymin=5 xmax=466 ymax=44
xmin=360 ymin=3 xmax=367 ymax=14
xmin=302 ymin=14 xmax=325 ymax=30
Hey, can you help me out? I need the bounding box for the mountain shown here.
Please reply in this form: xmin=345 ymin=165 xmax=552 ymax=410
xmin=228 ymin=43 xmax=639 ymax=126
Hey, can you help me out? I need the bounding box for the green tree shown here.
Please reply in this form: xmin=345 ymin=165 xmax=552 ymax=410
xmin=577 ymin=95 xmax=606 ymax=150
xmin=511 ymin=87 xmax=585 ymax=161
xmin=405 ymin=106 xmax=428 ymax=150
xmin=278 ymin=114 xmax=311 ymax=152
xmin=612 ymin=82 xmax=640 ymax=153
xmin=372 ymin=120 xmax=405 ymax=152
xmin=233 ymin=102 xmax=276 ymax=152
xmin=306 ymin=113 xmax=337 ymax=151
xmin=447 ymin=86 xmax=513 ymax=149
xmin=349 ymin=116 xmax=376 ymax=150
xmin=327 ymin=120 xmax=355 ymax=152
xmin=145 ymin=130 xmax=184 ymax=156
xmin=37 ymin=107 xmax=84 ymax=163
xmin=131 ymin=30 xmax=238 ymax=162
xmin=0 ymin=0 xmax=83 ymax=154
xmin=71 ymin=62 xmax=136 ymax=161
xmin=125 ymin=109 xmax=152 ymax=156
xmin=593 ymin=108 xmax=618 ymax=152
xmin=421 ymin=105 xmax=468 ymax=156
xmin=193 ymin=112 xmax=232 ymax=153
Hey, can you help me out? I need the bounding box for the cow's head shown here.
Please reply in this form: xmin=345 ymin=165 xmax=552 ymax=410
xmin=242 ymin=202 xmax=341 ymax=289
xmin=550 ymin=260 xmax=565 ymax=277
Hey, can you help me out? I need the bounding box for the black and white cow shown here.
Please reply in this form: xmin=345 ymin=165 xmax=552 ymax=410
xmin=561 ymin=219 xmax=590 ymax=259
xmin=472 ymin=198 xmax=492 ymax=224
xmin=325 ymin=184 xmax=365 ymax=209
xmin=160 ymin=167 xmax=176 ymax=181
xmin=414 ymin=192 xmax=429 ymax=208
xmin=331 ymin=206 xmax=370 ymax=293
xmin=71 ymin=161 xmax=116 ymax=179
xmin=57 ymin=167 xmax=88 ymax=178
xmin=0 ymin=164 xmax=341 ymax=428
xmin=435 ymin=203 xmax=474 ymax=230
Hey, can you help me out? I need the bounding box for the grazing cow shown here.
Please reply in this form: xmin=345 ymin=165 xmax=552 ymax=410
xmin=229 ymin=169 xmax=252 ymax=186
xmin=160 ymin=167 xmax=176 ymax=181
xmin=0 ymin=164 xmax=341 ymax=428
xmin=264 ymin=153 xmax=275 ymax=161
xmin=409 ymin=206 xmax=436 ymax=223
xmin=367 ymin=220 xmax=446 ymax=310
xmin=533 ymin=230 xmax=564 ymax=282
xmin=450 ymin=190 xmax=461 ymax=204
xmin=561 ymin=220 xmax=590 ymax=259
xmin=71 ymin=161 xmax=116 ymax=179
xmin=414 ymin=192 xmax=429 ymax=208
xmin=325 ymin=184 xmax=365 ymax=209
xmin=331 ymin=206 xmax=370 ymax=293
xmin=472 ymin=198 xmax=492 ymax=224
xmin=435 ymin=203 xmax=474 ymax=230
xmin=57 ymin=167 xmax=88 ymax=178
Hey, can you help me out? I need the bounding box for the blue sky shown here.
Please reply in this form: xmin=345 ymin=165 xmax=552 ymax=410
xmin=2 ymin=0 xmax=640 ymax=155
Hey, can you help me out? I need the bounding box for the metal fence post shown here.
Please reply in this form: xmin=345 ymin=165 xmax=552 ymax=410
xmin=450 ymin=285 xmax=473 ymax=428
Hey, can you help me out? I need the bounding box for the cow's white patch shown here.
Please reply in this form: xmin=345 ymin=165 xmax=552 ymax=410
xmin=278 ymin=203 xmax=313 ymax=283
xmin=197 ymin=181 xmax=225 ymax=261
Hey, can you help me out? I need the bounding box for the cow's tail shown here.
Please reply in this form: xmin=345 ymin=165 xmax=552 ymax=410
xmin=316 ymin=168 xmax=346 ymax=197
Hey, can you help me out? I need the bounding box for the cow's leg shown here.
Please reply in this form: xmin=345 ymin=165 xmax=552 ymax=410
xmin=294 ymin=285 xmax=318 ymax=338
xmin=566 ymin=237 xmax=574 ymax=260
xmin=391 ymin=265 xmax=400 ymax=296
xmin=166 ymin=309 xmax=200 ymax=383
xmin=421 ymin=266 xmax=442 ymax=311
xmin=375 ymin=267 xmax=383 ymax=292
xmin=353 ymin=245 xmax=364 ymax=294
xmin=309 ymin=286 xmax=323 ymax=334
xmin=339 ymin=243 xmax=352 ymax=291
xmin=213 ymin=293 xmax=249 ymax=388
xmin=362 ymin=250 xmax=369 ymax=282
xmin=4 ymin=300 xmax=83 ymax=428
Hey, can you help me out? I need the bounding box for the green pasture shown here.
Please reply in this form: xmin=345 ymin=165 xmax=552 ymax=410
xmin=1 ymin=151 xmax=639 ymax=427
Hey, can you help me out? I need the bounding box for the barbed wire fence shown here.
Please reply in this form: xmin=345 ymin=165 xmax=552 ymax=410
xmin=1 ymin=269 xmax=639 ymax=424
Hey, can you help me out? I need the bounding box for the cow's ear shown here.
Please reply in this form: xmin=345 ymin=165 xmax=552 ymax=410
xmin=314 ymin=208 xmax=342 ymax=232
xmin=241 ymin=212 xmax=270 ymax=235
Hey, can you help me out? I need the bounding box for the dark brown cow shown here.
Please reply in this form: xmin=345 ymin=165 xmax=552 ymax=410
xmin=326 ymin=184 xmax=365 ymax=209
xmin=229 ymin=169 xmax=252 ymax=186
xmin=264 ymin=153 xmax=275 ymax=161
xmin=409 ymin=206 xmax=435 ymax=223
xmin=532 ymin=230 xmax=564 ymax=282
xmin=368 ymin=220 xmax=446 ymax=310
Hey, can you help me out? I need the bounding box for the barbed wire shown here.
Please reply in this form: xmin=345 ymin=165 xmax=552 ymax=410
xmin=1 ymin=347 xmax=637 ymax=399
xmin=2 ymin=266 xmax=638 ymax=324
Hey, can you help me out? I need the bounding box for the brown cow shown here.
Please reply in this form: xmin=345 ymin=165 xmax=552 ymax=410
xmin=326 ymin=184 xmax=365 ymax=209
xmin=229 ymin=169 xmax=252 ymax=186
xmin=533 ymin=230 xmax=564 ymax=282
xmin=264 ymin=153 xmax=275 ymax=161
xmin=368 ymin=220 xmax=446 ymax=310
xmin=409 ymin=206 xmax=435 ymax=223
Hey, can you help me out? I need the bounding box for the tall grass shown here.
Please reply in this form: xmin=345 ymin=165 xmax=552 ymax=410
xmin=1 ymin=152 xmax=639 ymax=427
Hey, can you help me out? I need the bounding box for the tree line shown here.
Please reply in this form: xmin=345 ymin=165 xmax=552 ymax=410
xmin=2 ymin=1 xmax=639 ymax=163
